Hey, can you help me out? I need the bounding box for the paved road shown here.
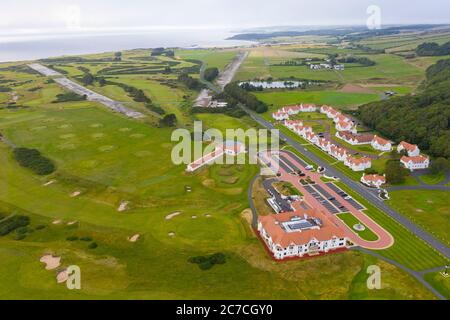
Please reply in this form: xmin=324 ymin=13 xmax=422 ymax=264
xmin=28 ymin=63 xmax=145 ymax=119
xmin=241 ymin=105 xmax=450 ymax=260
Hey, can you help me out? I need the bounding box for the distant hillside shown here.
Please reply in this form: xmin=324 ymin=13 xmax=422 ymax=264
xmin=358 ymin=59 xmax=450 ymax=159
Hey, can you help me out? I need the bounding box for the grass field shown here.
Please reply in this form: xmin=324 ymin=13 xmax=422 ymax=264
xmin=0 ymin=45 xmax=447 ymax=300
xmin=423 ymin=270 xmax=450 ymax=300
xmin=387 ymin=190 xmax=450 ymax=247
xmin=337 ymin=213 xmax=379 ymax=241
xmin=255 ymin=90 xmax=381 ymax=109
xmin=237 ymin=48 xmax=424 ymax=85
xmin=284 ymin=147 xmax=447 ymax=271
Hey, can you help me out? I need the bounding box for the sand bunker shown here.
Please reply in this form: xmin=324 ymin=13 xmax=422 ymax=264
xmin=52 ymin=220 xmax=62 ymax=225
xmin=128 ymin=234 xmax=140 ymax=242
xmin=40 ymin=255 xmax=61 ymax=270
xmin=70 ymin=191 xmax=81 ymax=198
xmin=118 ymin=201 xmax=129 ymax=212
xmin=165 ymin=212 xmax=182 ymax=220
xmin=191 ymin=215 xmax=198 ymax=219
xmin=90 ymin=123 xmax=103 ymax=128
xmin=168 ymin=232 xmax=176 ymax=237
xmin=67 ymin=221 xmax=78 ymax=226
xmin=43 ymin=180 xmax=56 ymax=187
xmin=56 ymin=270 xmax=69 ymax=283
xmin=205 ymin=214 xmax=212 ymax=218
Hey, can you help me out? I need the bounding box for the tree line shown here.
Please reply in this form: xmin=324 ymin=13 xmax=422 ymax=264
xmin=358 ymin=58 xmax=450 ymax=159
xmin=224 ymin=83 xmax=268 ymax=113
xmin=416 ymin=41 xmax=450 ymax=56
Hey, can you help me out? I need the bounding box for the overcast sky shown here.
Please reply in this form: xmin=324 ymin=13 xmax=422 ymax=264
xmin=2 ymin=0 xmax=449 ymax=34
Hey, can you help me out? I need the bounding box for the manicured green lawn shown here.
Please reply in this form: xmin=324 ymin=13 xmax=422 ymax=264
xmin=0 ymin=48 xmax=445 ymax=300
xmin=337 ymin=213 xmax=379 ymax=241
xmin=387 ymin=190 xmax=450 ymax=246
xmin=255 ymin=90 xmax=381 ymax=109
xmin=419 ymin=172 xmax=446 ymax=185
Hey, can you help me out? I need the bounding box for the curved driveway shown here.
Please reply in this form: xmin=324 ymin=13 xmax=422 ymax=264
xmin=268 ymin=150 xmax=394 ymax=250
xmin=242 ymin=106 xmax=450 ymax=260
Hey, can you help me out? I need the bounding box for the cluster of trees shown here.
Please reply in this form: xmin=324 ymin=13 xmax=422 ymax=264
xmin=13 ymin=147 xmax=55 ymax=175
xmin=151 ymin=48 xmax=175 ymax=57
xmin=416 ymin=42 xmax=450 ymax=56
xmin=114 ymin=52 xmax=122 ymax=61
xmin=224 ymin=83 xmax=268 ymax=113
xmin=53 ymin=92 xmax=87 ymax=103
xmin=0 ymin=215 xmax=30 ymax=236
xmin=191 ymin=106 xmax=246 ymax=119
xmin=188 ymin=252 xmax=226 ymax=270
xmin=159 ymin=114 xmax=177 ymax=127
xmin=337 ymin=56 xmax=376 ymax=66
xmin=177 ymin=74 xmax=202 ymax=90
xmin=203 ymin=67 xmax=219 ymax=82
xmin=108 ymin=81 xmax=152 ymax=104
xmin=358 ymin=59 xmax=450 ymax=159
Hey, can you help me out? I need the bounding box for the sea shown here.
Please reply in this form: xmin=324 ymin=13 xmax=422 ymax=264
xmin=0 ymin=29 xmax=253 ymax=63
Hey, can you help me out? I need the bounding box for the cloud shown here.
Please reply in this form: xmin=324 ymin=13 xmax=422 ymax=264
xmin=1 ymin=0 xmax=449 ymax=34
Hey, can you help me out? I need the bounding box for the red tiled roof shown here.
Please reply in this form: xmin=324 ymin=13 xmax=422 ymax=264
xmin=259 ymin=208 xmax=345 ymax=248
xmin=362 ymin=174 xmax=386 ymax=183
xmin=373 ymin=135 xmax=391 ymax=146
xmin=399 ymin=141 xmax=418 ymax=152
xmin=401 ymin=155 xmax=429 ymax=164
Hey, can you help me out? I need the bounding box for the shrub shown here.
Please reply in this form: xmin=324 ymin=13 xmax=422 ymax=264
xmin=188 ymin=252 xmax=226 ymax=270
xmin=0 ymin=215 xmax=30 ymax=236
xmin=35 ymin=224 xmax=46 ymax=230
xmin=80 ymin=236 xmax=93 ymax=242
xmin=14 ymin=234 xmax=26 ymax=241
xmin=66 ymin=236 xmax=79 ymax=241
xmin=13 ymin=147 xmax=56 ymax=175
xmin=88 ymin=242 xmax=98 ymax=249
xmin=53 ymin=92 xmax=87 ymax=103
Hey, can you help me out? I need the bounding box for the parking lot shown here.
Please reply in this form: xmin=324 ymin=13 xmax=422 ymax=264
xmin=263 ymin=178 xmax=294 ymax=213
xmin=326 ymin=183 xmax=365 ymax=210
xmin=303 ymin=185 xmax=347 ymax=214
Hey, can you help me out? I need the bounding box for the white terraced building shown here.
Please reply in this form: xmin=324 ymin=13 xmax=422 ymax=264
xmin=397 ymin=141 xmax=420 ymax=157
xmin=345 ymin=156 xmax=372 ymax=172
xmin=371 ymin=136 xmax=392 ymax=152
xmin=400 ymin=155 xmax=430 ymax=171
xmin=258 ymin=209 xmax=349 ymax=260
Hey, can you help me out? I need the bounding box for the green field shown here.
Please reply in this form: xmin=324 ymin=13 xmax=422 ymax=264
xmin=388 ymin=190 xmax=450 ymax=247
xmin=337 ymin=213 xmax=379 ymax=241
xmin=255 ymin=90 xmax=381 ymax=109
xmin=0 ymin=41 xmax=447 ymax=300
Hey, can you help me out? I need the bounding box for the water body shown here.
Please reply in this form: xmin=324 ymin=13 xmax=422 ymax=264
xmin=0 ymin=29 xmax=253 ymax=63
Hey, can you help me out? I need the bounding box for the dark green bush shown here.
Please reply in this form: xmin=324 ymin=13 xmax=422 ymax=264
xmin=188 ymin=252 xmax=226 ymax=270
xmin=80 ymin=236 xmax=93 ymax=242
xmin=13 ymin=147 xmax=55 ymax=175
xmin=0 ymin=215 xmax=30 ymax=236
xmin=66 ymin=236 xmax=79 ymax=241
xmin=88 ymin=242 xmax=98 ymax=249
